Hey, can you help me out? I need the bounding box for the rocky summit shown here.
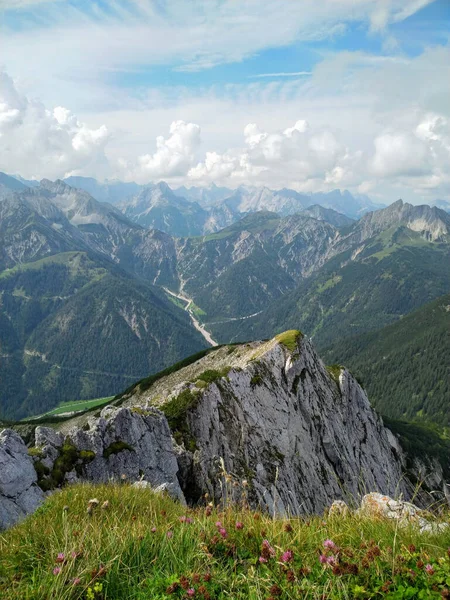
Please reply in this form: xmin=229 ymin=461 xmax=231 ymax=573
xmin=1 ymin=330 xmax=447 ymax=529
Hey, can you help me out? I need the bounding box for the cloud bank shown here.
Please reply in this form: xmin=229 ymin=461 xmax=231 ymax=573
xmin=1 ymin=18 xmax=449 ymax=203
xmin=0 ymin=72 xmax=109 ymax=180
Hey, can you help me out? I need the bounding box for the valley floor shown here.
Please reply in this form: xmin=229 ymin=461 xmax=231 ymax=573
xmin=163 ymin=287 xmax=218 ymax=346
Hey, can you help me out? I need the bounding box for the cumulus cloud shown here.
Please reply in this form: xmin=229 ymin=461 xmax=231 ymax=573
xmin=0 ymin=71 xmax=109 ymax=180
xmin=187 ymin=119 xmax=359 ymax=191
xmin=371 ymin=132 xmax=430 ymax=177
xmin=118 ymin=120 xmax=201 ymax=183
xmin=369 ymin=113 xmax=450 ymax=197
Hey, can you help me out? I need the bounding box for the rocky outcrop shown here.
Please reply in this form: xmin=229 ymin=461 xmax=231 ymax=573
xmin=162 ymin=334 xmax=409 ymax=515
xmin=0 ymin=429 xmax=44 ymax=529
xmin=31 ymin=406 xmax=184 ymax=501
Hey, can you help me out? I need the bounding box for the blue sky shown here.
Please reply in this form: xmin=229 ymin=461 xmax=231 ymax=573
xmin=1 ymin=0 xmax=449 ymax=203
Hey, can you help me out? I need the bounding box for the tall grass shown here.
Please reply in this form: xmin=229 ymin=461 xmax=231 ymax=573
xmin=0 ymin=483 xmax=449 ymax=599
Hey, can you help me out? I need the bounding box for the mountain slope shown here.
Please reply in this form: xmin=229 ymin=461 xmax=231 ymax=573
xmin=114 ymin=331 xmax=443 ymax=511
xmin=302 ymin=204 xmax=354 ymax=227
xmin=216 ymin=203 xmax=450 ymax=345
xmin=0 ymin=172 xmax=29 ymax=199
xmin=0 ymin=194 xmax=89 ymax=270
xmin=64 ymin=176 xmax=141 ymax=204
xmin=121 ymin=182 xmax=210 ymax=236
xmin=177 ymin=212 xmax=338 ymax=321
xmin=0 ymin=251 xmax=206 ymax=419
xmin=322 ymin=293 xmax=450 ymax=427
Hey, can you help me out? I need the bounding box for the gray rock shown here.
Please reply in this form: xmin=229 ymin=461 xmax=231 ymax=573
xmin=169 ymin=337 xmax=411 ymax=515
xmin=35 ymin=406 xmax=184 ymax=502
xmin=0 ymin=429 xmax=44 ymax=529
xmin=154 ymin=482 xmax=186 ymax=504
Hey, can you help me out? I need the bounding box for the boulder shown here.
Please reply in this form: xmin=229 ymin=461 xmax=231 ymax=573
xmin=359 ymin=492 xmax=449 ymax=533
xmin=328 ymin=500 xmax=350 ymax=518
xmin=0 ymin=429 xmax=44 ymax=529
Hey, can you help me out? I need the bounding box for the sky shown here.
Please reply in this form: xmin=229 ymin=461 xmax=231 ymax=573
xmin=0 ymin=0 xmax=449 ymax=204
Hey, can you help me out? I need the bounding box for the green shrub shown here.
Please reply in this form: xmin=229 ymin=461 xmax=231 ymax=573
xmin=79 ymin=450 xmax=95 ymax=462
xmin=27 ymin=447 xmax=43 ymax=458
xmin=250 ymin=374 xmax=263 ymax=387
xmin=103 ymin=442 xmax=134 ymax=459
xmin=196 ymin=367 xmax=232 ymax=384
xmin=326 ymin=364 xmax=342 ymax=384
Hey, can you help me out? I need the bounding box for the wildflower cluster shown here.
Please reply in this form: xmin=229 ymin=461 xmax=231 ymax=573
xmin=1 ymin=483 xmax=450 ymax=600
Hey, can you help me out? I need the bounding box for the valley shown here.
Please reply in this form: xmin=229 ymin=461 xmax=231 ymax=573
xmin=163 ymin=286 xmax=218 ymax=346
xmin=1 ymin=172 xmax=450 ymax=431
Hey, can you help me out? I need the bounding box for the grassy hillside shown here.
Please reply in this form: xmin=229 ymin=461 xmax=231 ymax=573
xmin=322 ymin=293 xmax=450 ymax=427
xmin=1 ymin=483 xmax=450 ymax=599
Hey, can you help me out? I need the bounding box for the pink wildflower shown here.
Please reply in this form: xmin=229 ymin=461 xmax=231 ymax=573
xmin=72 ymin=577 xmax=81 ymax=586
xmin=186 ymin=517 xmax=193 ymax=524
xmin=280 ymin=550 xmax=293 ymax=563
xmin=323 ymin=539 xmax=337 ymax=551
xmin=56 ymin=553 xmax=65 ymax=563
xmin=167 ymin=531 xmax=173 ymax=539
xmin=219 ymin=527 xmax=228 ymax=539
xmin=151 ymin=527 xmax=157 ymax=533
xmin=327 ymin=555 xmax=337 ymax=566
xmin=425 ymin=564 xmax=434 ymax=575
xmin=53 ymin=567 xmax=61 ymax=575
xmin=262 ymin=539 xmax=276 ymax=557
xmin=319 ymin=554 xmax=328 ymax=564
xmin=259 ymin=556 xmax=268 ymax=564
xmin=215 ymin=521 xmax=222 ymax=528
xmin=187 ymin=588 xmax=195 ymax=597
xmin=179 ymin=516 xmax=187 ymax=523
xmin=235 ymin=521 xmax=244 ymax=530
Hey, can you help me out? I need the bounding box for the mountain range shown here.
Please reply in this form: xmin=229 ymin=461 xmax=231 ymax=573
xmin=1 ymin=172 xmax=450 ymax=427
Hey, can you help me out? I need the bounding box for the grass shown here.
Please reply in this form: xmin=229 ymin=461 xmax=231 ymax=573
xmin=0 ymin=252 xmax=107 ymax=281
xmin=317 ymin=276 xmax=343 ymax=294
xmin=39 ymin=397 xmax=115 ymax=418
xmin=275 ymin=330 xmax=303 ymax=353
xmin=326 ymin=365 xmax=343 ymax=385
xmin=1 ymin=483 xmax=450 ymax=599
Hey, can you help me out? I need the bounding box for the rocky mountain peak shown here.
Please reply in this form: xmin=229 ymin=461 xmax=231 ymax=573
xmin=116 ymin=330 xmax=444 ymax=514
xmin=1 ymin=329 xmax=447 ymax=528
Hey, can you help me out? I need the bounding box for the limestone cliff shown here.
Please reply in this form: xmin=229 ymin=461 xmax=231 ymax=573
xmin=121 ymin=331 xmax=412 ymax=515
xmin=1 ymin=331 xmax=448 ymax=528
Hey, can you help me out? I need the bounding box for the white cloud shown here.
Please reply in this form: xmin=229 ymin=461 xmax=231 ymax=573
xmin=186 ymin=119 xmax=359 ymax=190
xmin=250 ymin=72 xmax=312 ymax=79
xmin=118 ymin=120 xmax=201 ymax=183
xmin=371 ymin=133 xmax=430 ymax=177
xmin=0 ymin=71 xmax=110 ymax=179
xmin=1 ymin=24 xmax=450 ymax=205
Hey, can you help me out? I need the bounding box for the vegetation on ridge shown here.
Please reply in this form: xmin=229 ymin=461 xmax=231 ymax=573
xmin=275 ymin=330 xmax=303 ymax=353
xmin=1 ymin=483 xmax=450 ymax=599
xmin=323 ymin=292 xmax=450 ymax=427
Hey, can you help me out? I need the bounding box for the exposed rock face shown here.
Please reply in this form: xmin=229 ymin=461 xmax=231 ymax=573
xmin=1 ymin=331 xmax=448 ymax=529
xmin=0 ymin=429 xmax=44 ymax=529
xmin=33 ymin=406 xmax=184 ymax=502
xmin=166 ymin=335 xmax=408 ymax=515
